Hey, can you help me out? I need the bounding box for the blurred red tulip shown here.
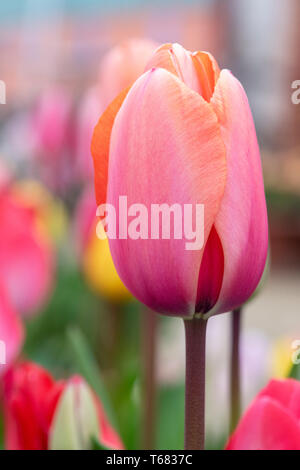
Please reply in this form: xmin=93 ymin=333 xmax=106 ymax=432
xmin=226 ymin=379 xmax=300 ymax=450
xmin=3 ymin=362 xmax=62 ymax=450
xmin=3 ymin=362 xmax=123 ymax=450
xmin=91 ymin=43 xmax=268 ymax=317
xmin=0 ymin=286 xmax=23 ymax=375
xmin=76 ymin=38 xmax=157 ymax=182
xmin=0 ymin=190 xmax=54 ymax=317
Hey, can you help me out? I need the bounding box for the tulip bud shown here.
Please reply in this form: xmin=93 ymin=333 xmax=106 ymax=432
xmin=49 ymin=377 xmax=100 ymax=450
xmin=3 ymin=363 xmax=123 ymax=450
xmin=91 ymin=42 xmax=268 ymax=318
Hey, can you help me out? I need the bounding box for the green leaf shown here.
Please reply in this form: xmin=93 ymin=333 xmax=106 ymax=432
xmin=67 ymin=327 xmax=118 ymax=430
xmin=289 ymin=363 xmax=300 ymax=380
xmin=156 ymin=384 xmax=185 ymax=450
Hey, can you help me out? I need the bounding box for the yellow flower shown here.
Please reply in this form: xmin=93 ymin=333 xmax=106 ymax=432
xmin=83 ymin=231 xmax=131 ymax=304
xmin=271 ymin=338 xmax=293 ymax=378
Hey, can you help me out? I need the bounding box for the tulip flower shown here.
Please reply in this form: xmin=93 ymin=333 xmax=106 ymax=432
xmin=3 ymin=362 xmax=123 ymax=450
xmin=0 ymin=190 xmax=54 ymax=317
xmin=31 ymin=86 xmax=75 ymax=193
xmin=76 ymin=39 xmax=157 ymax=182
xmin=91 ymin=42 xmax=268 ymax=449
xmin=226 ymin=379 xmax=300 ymax=450
xmin=0 ymin=286 xmax=23 ymax=375
xmin=91 ymin=42 xmax=268 ymax=319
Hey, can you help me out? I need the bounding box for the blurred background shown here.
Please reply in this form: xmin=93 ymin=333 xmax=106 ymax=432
xmin=0 ymin=0 xmax=299 ymax=450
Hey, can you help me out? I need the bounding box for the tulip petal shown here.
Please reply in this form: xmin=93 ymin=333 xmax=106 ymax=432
xmin=191 ymin=51 xmax=220 ymax=101
xmin=146 ymin=43 xmax=202 ymax=95
xmin=107 ymin=68 xmax=226 ymax=316
xmin=145 ymin=43 xmax=178 ymax=76
xmin=210 ymin=70 xmax=268 ymax=316
xmin=0 ymin=286 xmax=23 ymax=375
xmin=226 ymin=396 xmax=300 ymax=450
xmin=196 ymin=225 xmax=224 ymax=314
xmin=4 ymin=362 xmax=62 ymax=450
xmin=91 ymin=86 xmax=130 ymax=207
xmin=259 ymin=378 xmax=300 ymax=422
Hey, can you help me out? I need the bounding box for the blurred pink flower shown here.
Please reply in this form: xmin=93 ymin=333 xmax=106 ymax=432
xmin=0 ymin=190 xmax=54 ymax=317
xmin=98 ymin=38 xmax=158 ymax=109
xmin=31 ymin=86 xmax=75 ymax=193
xmin=76 ymin=87 xmax=103 ymax=183
xmin=0 ymin=285 xmax=24 ymax=375
xmin=76 ymin=39 xmax=157 ymax=182
xmin=226 ymin=379 xmax=300 ymax=450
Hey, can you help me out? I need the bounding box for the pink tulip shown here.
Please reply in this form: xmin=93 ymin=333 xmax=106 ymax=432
xmin=0 ymin=286 xmax=23 ymax=375
xmin=31 ymin=86 xmax=75 ymax=193
xmin=91 ymin=43 xmax=268 ymax=317
xmin=0 ymin=190 xmax=54 ymax=317
xmin=226 ymin=379 xmax=300 ymax=450
xmin=76 ymin=39 xmax=157 ymax=182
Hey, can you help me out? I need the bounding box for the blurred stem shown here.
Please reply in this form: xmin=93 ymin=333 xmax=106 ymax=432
xmin=184 ymin=317 xmax=207 ymax=450
xmin=99 ymin=301 xmax=123 ymax=370
xmin=109 ymin=302 xmax=123 ymax=365
xmin=230 ymin=307 xmax=242 ymax=433
xmin=141 ymin=309 xmax=158 ymax=449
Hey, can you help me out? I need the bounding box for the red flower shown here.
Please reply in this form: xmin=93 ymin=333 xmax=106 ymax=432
xmin=3 ymin=362 xmax=123 ymax=450
xmin=226 ymin=379 xmax=300 ymax=450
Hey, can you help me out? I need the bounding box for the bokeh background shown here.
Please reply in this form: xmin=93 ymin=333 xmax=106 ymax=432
xmin=0 ymin=0 xmax=299 ymax=449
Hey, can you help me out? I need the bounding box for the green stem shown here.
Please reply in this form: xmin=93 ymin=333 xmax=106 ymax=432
xmin=141 ymin=309 xmax=158 ymax=449
xmin=230 ymin=307 xmax=242 ymax=433
xmin=184 ymin=317 xmax=207 ymax=450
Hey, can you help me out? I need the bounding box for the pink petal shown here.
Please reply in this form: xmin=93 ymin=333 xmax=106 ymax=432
xmin=107 ymin=68 xmax=226 ymax=316
xmin=210 ymin=70 xmax=268 ymax=316
xmin=0 ymin=232 xmax=54 ymax=316
xmin=0 ymin=193 xmax=54 ymax=317
xmin=259 ymin=378 xmax=300 ymax=422
xmin=0 ymin=286 xmax=23 ymax=375
xmin=226 ymin=396 xmax=300 ymax=450
xmin=146 ymin=43 xmax=202 ymax=95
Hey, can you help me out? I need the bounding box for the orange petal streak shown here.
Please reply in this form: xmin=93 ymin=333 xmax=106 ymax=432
xmin=91 ymin=86 xmax=130 ymax=207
